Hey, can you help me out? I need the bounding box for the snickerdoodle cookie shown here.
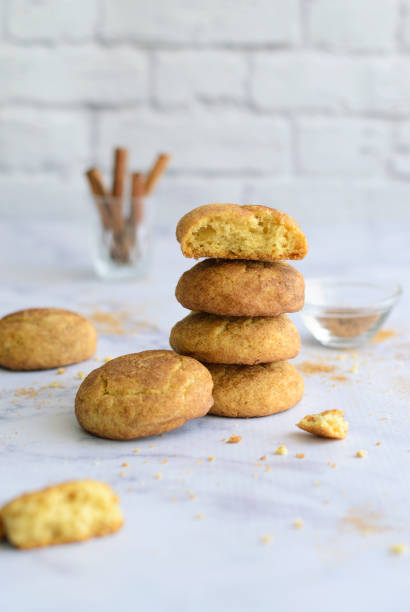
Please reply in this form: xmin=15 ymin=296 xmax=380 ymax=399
xmin=297 ymin=409 xmax=348 ymax=439
xmin=169 ymin=312 xmax=301 ymax=365
xmin=176 ymin=204 xmax=308 ymax=261
xmin=175 ymin=259 xmax=305 ymax=316
xmin=207 ymin=361 xmax=304 ymax=418
xmin=75 ymin=350 xmax=213 ymax=440
xmin=0 ymin=480 xmax=123 ymax=549
xmin=0 ymin=308 xmax=97 ymax=370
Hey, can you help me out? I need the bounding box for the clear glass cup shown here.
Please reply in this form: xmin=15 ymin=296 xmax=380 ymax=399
xmin=301 ymin=278 xmax=402 ymax=349
xmin=90 ymin=195 xmax=156 ymax=280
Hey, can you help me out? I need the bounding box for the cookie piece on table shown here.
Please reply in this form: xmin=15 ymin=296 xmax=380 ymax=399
xmin=176 ymin=259 xmax=305 ymax=317
xmin=75 ymin=350 xmax=213 ymax=440
xmin=0 ymin=308 xmax=97 ymax=371
xmin=1 ymin=480 xmax=123 ymax=549
xmin=208 ymin=361 xmax=304 ymax=418
xmin=170 ymin=312 xmax=301 ymax=365
xmin=297 ymin=409 xmax=348 ymax=439
xmin=176 ymin=204 xmax=308 ymax=261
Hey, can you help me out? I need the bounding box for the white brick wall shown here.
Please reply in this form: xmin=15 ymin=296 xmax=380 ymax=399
xmin=307 ymin=0 xmax=398 ymax=52
xmin=99 ymin=110 xmax=291 ymax=173
xmin=7 ymin=0 xmax=98 ymax=43
xmin=100 ymin=0 xmax=300 ymax=46
xmin=0 ymin=1 xmax=409 ymax=227
xmin=154 ymin=51 xmax=247 ymax=107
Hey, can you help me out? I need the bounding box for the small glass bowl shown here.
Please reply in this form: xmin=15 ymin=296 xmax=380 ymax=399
xmin=301 ymin=278 xmax=402 ymax=349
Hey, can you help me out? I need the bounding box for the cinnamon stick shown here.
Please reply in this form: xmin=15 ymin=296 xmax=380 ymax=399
xmin=130 ymin=172 xmax=146 ymax=225
xmin=85 ymin=168 xmax=112 ymax=229
xmin=111 ymin=148 xmax=128 ymax=234
xmin=144 ymin=153 xmax=171 ymax=196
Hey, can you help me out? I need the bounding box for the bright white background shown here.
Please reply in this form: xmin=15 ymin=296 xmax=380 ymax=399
xmin=1 ymin=0 xmax=410 ymax=229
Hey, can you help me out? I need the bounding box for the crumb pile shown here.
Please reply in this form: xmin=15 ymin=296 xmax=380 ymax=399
xmin=170 ymin=203 xmax=308 ymax=418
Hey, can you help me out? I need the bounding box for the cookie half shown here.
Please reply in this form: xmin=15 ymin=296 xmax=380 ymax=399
xmin=0 ymin=308 xmax=97 ymax=370
xmin=176 ymin=259 xmax=305 ymax=316
xmin=176 ymin=204 xmax=308 ymax=261
xmin=75 ymin=350 xmax=213 ymax=440
xmin=208 ymin=361 xmax=304 ymax=418
xmin=1 ymin=480 xmax=123 ymax=549
xmin=170 ymin=312 xmax=301 ymax=365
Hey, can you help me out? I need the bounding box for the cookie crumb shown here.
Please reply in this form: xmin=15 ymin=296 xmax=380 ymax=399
xmin=195 ymin=513 xmax=204 ymax=520
xmin=133 ymin=448 xmax=140 ymax=453
xmin=227 ymin=435 xmax=242 ymax=444
xmin=155 ymin=473 xmax=162 ymax=479
xmin=103 ymin=356 xmax=112 ymax=363
xmin=188 ymin=491 xmax=196 ymax=500
xmin=376 ymin=441 xmax=382 ymax=446
xmin=265 ymin=465 xmax=271 ymax=472
xmin=49 ymin=381 xmax=64 ymax=389
xmin=121 ymin=462 xmax=129 ymax=467
xmin=274 ymin=445 xmax=288 ymax=456
xmin=196 ymin=459 xmax=202 ymax=464
xmin=161 ymin=459 xmax=168 ymax=464
xmin=314 ymin=481 xmax=321 ymax=487
xmin=390 ymin=543 xmax=407 ymax=555
xmin=349 ymin=362 xmax=359 ymax=374
xmin=296 ymin=453 xmax=305 ymax=459
xmin=259 ymin=455 xmax=266 ymax=461
xmin=356 ymin=450 xmax=368 ymax=458
xmin=120 ymin=471 xmax=126 ymax=477
xmin=294 ymin=519 xmax=304 ymax=529
xmin=221 ymin=437 xmax=226 ymax=441
xmin=261 ymin=534 xmax=272 ymax=545
xmin=57 ymin=368 xmax=65 ymax=375
xmin=208 ymin=456 xmax=215 ymax=462
xmin=77 ymin=372 xmax=86 ymax=380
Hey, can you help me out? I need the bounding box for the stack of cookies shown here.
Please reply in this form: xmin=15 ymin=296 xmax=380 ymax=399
xmin=170 ymin=204 xmax=308 ymax=418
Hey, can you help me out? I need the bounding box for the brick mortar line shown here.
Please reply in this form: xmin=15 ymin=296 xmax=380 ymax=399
xmin=0 ymin=38 xmax=408 ymax=56
xmin=1 ymin=167 xmax=409 ymax=181
xmin=1 ymin=101 xmax=410 ymax=122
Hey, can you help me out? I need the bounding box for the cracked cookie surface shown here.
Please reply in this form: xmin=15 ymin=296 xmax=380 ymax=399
xmin=75 ymin=350 xmax=213 ymax=440
xmin=170 ymin=312 xmax=301 ymax=365
xmin=208 ymin=361 xmax=304 ymax=418
xmin=0 ymin=308 xmax=97 ymax=370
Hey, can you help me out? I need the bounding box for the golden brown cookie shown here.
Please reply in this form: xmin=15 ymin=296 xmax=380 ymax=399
xmin=170 ymin=312 xmax=301 ymax=365
xmin=1 ymin=480 xmax=123 ymax=549
xmin=175 ymin=259 xmax=305 ymax=316
xmin=207 ymin=361 xmax=304 ymax=418
xmin=0 ymin=308 xmax=97 ymax=370
xmin=75 ymin=350 xmax=213 ymax=440
xmin=176 ymin=204 xmax=308 ymax=261
xmin=297 ymin=409 xmax=348 ymax=439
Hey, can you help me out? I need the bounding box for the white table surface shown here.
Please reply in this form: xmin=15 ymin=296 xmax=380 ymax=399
xmin=1 ymin=219 xmax=409 ymax=612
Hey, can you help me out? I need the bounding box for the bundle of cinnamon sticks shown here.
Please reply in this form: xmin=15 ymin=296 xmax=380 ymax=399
xmin=85 ymin=149 xmax=171 ymax=264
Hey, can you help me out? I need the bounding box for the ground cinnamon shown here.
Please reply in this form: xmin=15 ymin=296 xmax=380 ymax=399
xmin=318 ymin=308 xmax=380 ymax=338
